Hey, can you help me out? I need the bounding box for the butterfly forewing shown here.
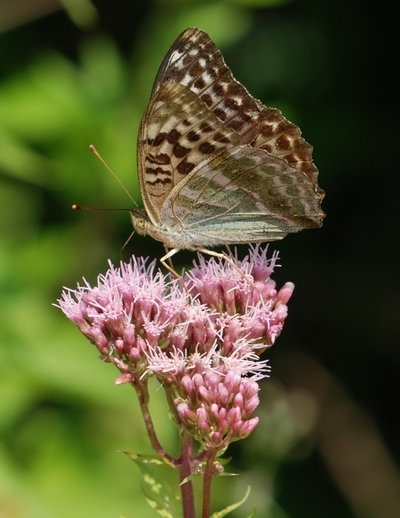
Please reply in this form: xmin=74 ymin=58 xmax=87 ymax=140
xmin=149 ymin=28 xmax=321 ymax=186
xmin=133 ymin=27 xmax=325 ymax=253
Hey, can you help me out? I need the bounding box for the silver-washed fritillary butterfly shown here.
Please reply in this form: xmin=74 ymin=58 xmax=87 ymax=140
xmin=131 ymin=28 xmax=325 ymax=267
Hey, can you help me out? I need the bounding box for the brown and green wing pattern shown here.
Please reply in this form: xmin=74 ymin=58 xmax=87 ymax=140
xmin=135 ymin=28 xmax=324 ymax=250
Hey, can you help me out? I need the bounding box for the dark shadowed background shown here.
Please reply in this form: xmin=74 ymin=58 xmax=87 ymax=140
xmin=0 ymin=1 xmax=399 ymax=517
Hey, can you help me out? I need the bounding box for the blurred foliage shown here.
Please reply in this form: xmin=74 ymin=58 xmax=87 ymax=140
xmin=1 ymin=0 xmax=399 ymax=518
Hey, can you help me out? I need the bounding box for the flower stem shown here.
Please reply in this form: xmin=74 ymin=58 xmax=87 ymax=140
xmin=202 ymin=451 xmax=216 ymax=518
xmin=136 ymin=381 xmax=175 ymax=463
xmin=179 ymin=431 xmax=196 ymax=518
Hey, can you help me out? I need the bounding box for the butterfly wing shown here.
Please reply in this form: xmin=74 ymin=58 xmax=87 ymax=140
xmin=137 ymin=71 xmax=241 ymax=227
xmin=136 ymin=28 xmax=324 ymax=248
xmin=150 ymin=28 xmax=323 ymax=191
xmin=155 ymin=86 xmax=324 ymax=246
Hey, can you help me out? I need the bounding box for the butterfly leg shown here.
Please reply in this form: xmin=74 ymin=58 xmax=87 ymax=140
xmin=196 ymin=247 xmax=256 ymax=287
xmin=161 ymin=247 xmax=256 ymax=289
xmin=160 ymin=247 xmax=183 ymax=281
xmin=120 ymin=230 xmax=136 ymax=259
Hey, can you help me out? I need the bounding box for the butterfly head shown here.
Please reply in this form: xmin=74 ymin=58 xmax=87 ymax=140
xmin=130 ymin=209 xmax=152 ymax=237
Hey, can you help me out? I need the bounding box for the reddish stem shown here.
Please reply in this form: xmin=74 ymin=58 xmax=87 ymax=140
xmin=202 ymin=451 xmax=217 ymax=518
xmin=135 ymin=380 xmax=176 ymax=464
xmin=135 ymin=378 xmax=196 ymax=516
xmin=179 ymin=432 xmax=196 ymax=518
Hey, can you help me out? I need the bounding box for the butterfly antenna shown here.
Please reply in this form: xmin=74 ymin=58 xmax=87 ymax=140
xmin=89 ymin=145 xmax=138 ymax=207
xmin=71 ymin=204 xmax=132 ymax=211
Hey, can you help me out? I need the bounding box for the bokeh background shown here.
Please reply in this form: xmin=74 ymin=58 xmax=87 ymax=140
xmin=0 ymin=0 xmax=399 ymax=517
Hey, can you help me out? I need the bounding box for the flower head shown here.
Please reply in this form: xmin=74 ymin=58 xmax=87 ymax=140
xmin=56 ymin=245 xmax=294 ymax=450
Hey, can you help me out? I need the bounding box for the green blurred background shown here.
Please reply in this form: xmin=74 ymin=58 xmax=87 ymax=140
xmin=0 ymin=0 xmax=399 ymax=517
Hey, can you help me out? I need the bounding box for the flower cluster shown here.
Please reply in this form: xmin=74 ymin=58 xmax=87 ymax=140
xmin=57 ymin=245 xmax=294 ymax=451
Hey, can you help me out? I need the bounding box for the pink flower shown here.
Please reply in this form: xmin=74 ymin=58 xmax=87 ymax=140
xmin=56 ymin=245 xmax=294 ymax=450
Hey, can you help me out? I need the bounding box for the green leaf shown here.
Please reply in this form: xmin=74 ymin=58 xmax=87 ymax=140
xmin=122 ymin=452 xmax=181 ymax=518
xmin=210 ymin=486 xmax=253 ymax=518
xmin=244 ymin=506 xmax=257 ymax=518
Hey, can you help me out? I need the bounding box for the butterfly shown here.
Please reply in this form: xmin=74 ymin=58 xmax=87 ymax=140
xmin=131 ymin=28 xmax=325 ymax=269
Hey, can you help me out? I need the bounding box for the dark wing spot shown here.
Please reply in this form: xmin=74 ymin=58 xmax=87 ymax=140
xmin=199 ymin=142 xmax=215 ymax=154
xmin=229 ymin=119 xmax=242 ymax=131
xmin=167 ymin=129 xmax=181 ymax=144
xmin=200 ymin=93 xmax=212 ymax=107
xmin=276 ymin=134 xmax=291 ymax=151
xmin=187 ymin=130 xmax=200 ymax=142
xmin=194 ymin=77 xmax=206 ymax=89
xmin=190 ymin=62 xmax=205 ymax=77
xmin=146 ymin=177 xmax=172 ymax=188
xmin=147 ymin=153 xmax=171 ymax=165
xmin=150 ymin=132 xmax=167 ymax=146
xmin=173 ymin=143 xmax=190 ymax=158
xmin=177 ymin=158 xmax=195 ymax=175
xmin=213 ymin=108 xmax=227 ymax=121
xmin=145 ymin=166 xmax=172 ymax=178
xmin=213 ymin=131 xmax=230 ymax=144
xmin=199 ymin=122 xmax=214 ymax=133
xmin=224 ymin=97 xmax=239 ymax=110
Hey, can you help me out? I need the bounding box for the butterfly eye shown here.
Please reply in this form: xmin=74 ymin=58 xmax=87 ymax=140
xmin=134 ymin=218 xmax=146 ymax=229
